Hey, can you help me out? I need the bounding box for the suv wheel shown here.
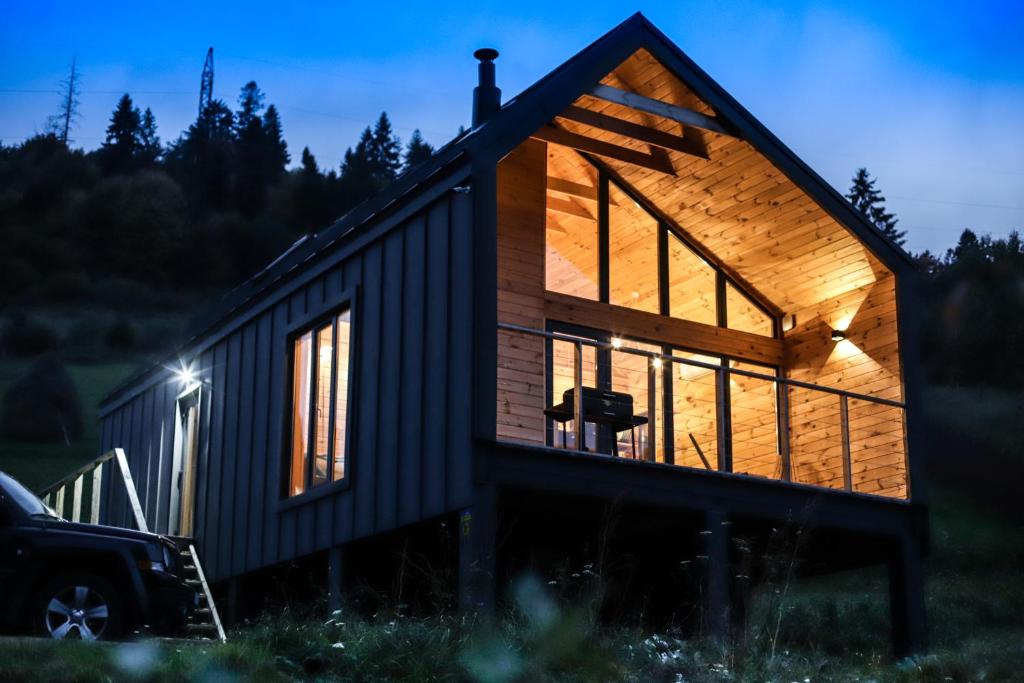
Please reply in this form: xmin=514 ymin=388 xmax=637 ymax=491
xmin=32 ymin=574 xmax=124 ymax=640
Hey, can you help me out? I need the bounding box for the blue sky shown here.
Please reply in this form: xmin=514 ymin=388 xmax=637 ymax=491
xmin=2 ymin=1 xmax=1022 ymax=254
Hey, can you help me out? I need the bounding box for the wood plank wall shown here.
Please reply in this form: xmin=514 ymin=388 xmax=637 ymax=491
xmin=496 ymin=138 xmax=548 ymax=445
xmin=99 ymin=189 xmax=476 ymax=582
xmin=784 ymin=275 xmax=907 ymax=497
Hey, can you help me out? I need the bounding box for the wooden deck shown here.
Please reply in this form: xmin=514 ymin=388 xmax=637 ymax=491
xmin=495 ymin=49 xmax=908 ymax=500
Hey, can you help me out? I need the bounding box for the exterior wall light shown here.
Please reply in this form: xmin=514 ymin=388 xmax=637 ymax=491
xmin=831 ymin=329 xmax=847 ymax=342
xmin=610 ymin=337 xmax=623 ymax=349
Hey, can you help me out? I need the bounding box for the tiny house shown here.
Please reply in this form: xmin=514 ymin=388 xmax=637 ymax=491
xmin=91 ymin=14 xmax=927 ymax=654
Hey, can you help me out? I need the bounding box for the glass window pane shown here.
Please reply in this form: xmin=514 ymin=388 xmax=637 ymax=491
xmin=667 ymin=234 xmax=717 ymax=325
xmin=550 ymin=337 xmax=597 ymax=451
xmin=545 ymin=149 xmax=599 ymax=300
xmin=290 ymin=331 xmax=313 ymax=496
xmin=609 ymin=183 xmax=659 ymax=313
xmin=726 ymin=282 xmax=773 ymax=336
xmin=333 ymin=310 xmax=352 ymax=481
xmin=671 ymin=351 xmax=720 ymax=470
xmin=729 ymin=360 xmax=781 ymax=480
xmin=611 ymin=339 xmax=663 ymax=462
xmin=311 ymin=325 xmax=333 ymax=488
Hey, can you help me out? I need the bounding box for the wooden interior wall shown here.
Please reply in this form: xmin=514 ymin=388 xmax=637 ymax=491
xmin=542 ymin=48 xmax=908 ymax=497
xmin=784 ymin=276 xmax=906 ymax=497
xmin=496 ymin=138 xmax=548 ymax=445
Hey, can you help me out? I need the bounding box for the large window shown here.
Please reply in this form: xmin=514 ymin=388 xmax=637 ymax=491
xmin=289 ymin=308 xmax=352 ymax=497
xmin=545 ymin=329 xmax=785 ymax=482
xmin=542 ymin=146 xmax=776 ymax=338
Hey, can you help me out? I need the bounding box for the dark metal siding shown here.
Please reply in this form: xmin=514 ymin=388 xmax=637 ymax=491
xmin=97 ymin=190 xmax=475 ymax=582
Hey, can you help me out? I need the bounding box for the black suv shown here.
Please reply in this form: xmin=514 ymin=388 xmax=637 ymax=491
xmin=0 ymin=471 xmax=197 ymax=640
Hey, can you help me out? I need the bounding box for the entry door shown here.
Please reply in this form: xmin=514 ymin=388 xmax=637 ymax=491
xmin=174 ymin=390 xmax=201 ymax=538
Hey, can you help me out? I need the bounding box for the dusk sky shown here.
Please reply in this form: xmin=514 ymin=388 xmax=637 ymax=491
xmin=2 ymin=1 xmax=1022 ymax=254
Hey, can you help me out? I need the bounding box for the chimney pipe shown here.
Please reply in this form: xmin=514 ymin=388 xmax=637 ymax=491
xmin=472 ymin=48 xmax=501 ymax=127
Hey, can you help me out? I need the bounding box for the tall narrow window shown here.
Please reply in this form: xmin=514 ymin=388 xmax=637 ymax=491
xmin=667 ymin=234 xmax=717 ymax=325
xmin=312 ymin=324 xmax=333 ymax=487
xmin=288 ymin=308 xmax=353 ymax=497
xmin=549 ymin=336 xmax=597 ymax=451
xmin=290 ymin=332 xmax=313 ymax=496
xmin=545 ymin=150 xmax=599 ymax=300
xmin=332 ymin=310 xmax=352 ymax=481
xmin=608 ymin=183 xmax=659 ymax=313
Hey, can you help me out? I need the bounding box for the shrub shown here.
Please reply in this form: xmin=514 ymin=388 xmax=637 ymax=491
xmin=0 ymin=313 xmax=60 ymax=357
xmin=1 ymin=358 xmax=83 ymax=443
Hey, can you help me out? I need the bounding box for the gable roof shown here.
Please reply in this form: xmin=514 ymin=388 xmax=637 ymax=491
xmin=101 ymin=12 xmax=913 ymax=409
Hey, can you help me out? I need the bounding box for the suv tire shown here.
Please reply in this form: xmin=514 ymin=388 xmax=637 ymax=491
xmin=31 ymin=573 xmax=125 ymax=640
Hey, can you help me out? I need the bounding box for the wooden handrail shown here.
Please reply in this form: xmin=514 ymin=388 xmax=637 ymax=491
xmin=37 ymin=448 xmax=148 ymax=533
xmin=38 ymin=450 xmax=116 ymax=498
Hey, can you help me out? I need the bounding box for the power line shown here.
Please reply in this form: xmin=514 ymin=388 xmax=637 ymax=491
xmin=890 ymin=195 xmax=1024 ymax=212
xmin=0 ymin=88 xmax=192 ymax=95
xmin=218 ymin=53 xmax=464 ymax=99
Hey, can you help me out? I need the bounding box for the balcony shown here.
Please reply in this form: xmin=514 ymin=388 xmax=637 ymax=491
xmin=496 ymin=323 xmax=909 ymax=500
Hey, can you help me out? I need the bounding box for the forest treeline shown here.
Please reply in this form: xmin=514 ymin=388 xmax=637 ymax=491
xmin=0 ymin=80 xmax=1022 ymax=389
xmin=0 ymin=82 xmax=436 ymax=306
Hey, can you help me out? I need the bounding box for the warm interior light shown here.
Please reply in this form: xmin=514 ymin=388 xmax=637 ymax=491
xmin=831 ymin=329 xmax=847 ymax=342
xmin=610 ymin=337 xmax=623 ymax=349
xmin=652 ymin=357 xmax=662 ymax=369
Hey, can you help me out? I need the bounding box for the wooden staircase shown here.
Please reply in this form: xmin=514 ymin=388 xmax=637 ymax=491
xmin=175 ymin=541 xmax=226 ymax=642
xmin=39 ymin=449 xmax=227 ymax=643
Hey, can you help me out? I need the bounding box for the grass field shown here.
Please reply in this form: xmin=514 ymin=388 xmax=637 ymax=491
xmin=0 ymin=368 xmax=1021 ymax=681
xmin=0 ymin=360 xmax=139 ymax=491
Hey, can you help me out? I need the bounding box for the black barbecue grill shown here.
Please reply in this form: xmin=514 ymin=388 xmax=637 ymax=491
xmin=544 ymin=387 xmax=648 ymax=457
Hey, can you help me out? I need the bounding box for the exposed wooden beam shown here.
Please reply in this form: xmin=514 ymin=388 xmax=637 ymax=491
xmin=547 ymin=176 xmax=598 ymax=201
xmin=545 ymin=291 xmax=785 ymax=366
xmin=531 ymin=125 xmax=676 ymax=176
xmin=546 ymin=175 xmax=619 ymax=206
xmin=589 ymin=84 xmax=734 ymax=137
xmin=577 ymin=150 xmax=785 ymax=319
xmin=545 ymin=195 xmax=594 ymax=220
xmin=558 ymin=105 xmax=709 ymax=159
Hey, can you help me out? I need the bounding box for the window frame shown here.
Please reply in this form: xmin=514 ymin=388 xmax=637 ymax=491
xmin=545 ymin=161 xmax=780 ymax=338
xmin=279 ymin=288 xmax=358 ymax=509
xmin=542 ymin=320 xmax=781 ymax=471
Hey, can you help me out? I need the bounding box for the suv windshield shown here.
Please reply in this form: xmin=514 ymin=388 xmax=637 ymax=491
xmin=0 ymin=472 xmax=57 ymax=517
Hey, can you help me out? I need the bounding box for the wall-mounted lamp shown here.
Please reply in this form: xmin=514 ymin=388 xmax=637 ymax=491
xmin=610 ymin=337 xmax=623 ymax=349
xmin=831 ymin=329 xmax=847 ymax=342
xmin=171 ymin=361 xmax=204 ymax=389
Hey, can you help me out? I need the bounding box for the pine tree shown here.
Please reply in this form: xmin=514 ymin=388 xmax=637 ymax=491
xmin=235 ymin=81 xmax=265 ymax=134
xmin=404 ymin=129 xmax=434 ymax=170
xmin=846 ymin=168 xmax=906 ymax=248
xmin=300 ymin=146 xmax=318 ymax=175
xmin=100 ymin=94 xmax=142 ymax=172
xmin=339 ymin=127 xmax=379 ymax=204
xmin=291 ymin=146 xmax=333 ymax=233
xmin=139 ymin=107 xmax=161 ymax=163
xmin=369 ymin=112 xmax=401 ymax=181
xmin=261 ymin=104 xmax=289 ymax=178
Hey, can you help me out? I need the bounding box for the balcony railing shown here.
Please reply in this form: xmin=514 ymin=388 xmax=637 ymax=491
xmin=496 ymin=322 xmax=909 ymax=499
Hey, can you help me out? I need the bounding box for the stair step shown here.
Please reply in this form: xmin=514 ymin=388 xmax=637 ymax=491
xmin=184 ymin=579 xmax=202 ymax=587
xmin=194 ymin=608 xmax=211 ymax=616
xmin=187 ymin=623 xmax=219 ymax=632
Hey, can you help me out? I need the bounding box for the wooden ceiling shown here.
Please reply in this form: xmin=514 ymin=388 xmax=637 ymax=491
xmin=547 ymin=48 xmax=891 ymax=316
